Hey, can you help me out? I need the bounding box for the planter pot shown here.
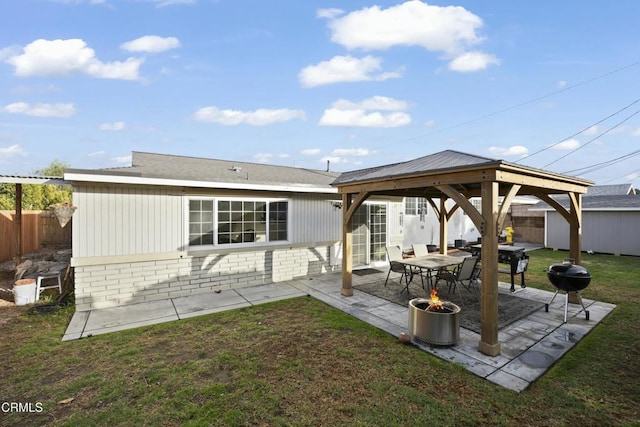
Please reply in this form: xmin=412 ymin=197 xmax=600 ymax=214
xmin=426 ymin=244 xmax=437 ymax=253
xmin=408 ymin=298 xmax=461 ymax=346
xmin=50 ymin=204 xmax=77 ymax=228
xmin=454 ymin=239 xmax=466 ymax=248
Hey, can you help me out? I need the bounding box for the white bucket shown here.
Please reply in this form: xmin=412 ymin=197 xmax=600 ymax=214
xmin=13 ymin=279 xmax=37 ymax=306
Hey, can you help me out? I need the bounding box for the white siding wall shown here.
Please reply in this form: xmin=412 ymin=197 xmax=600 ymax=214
xmin=546 ymin=210 xmax=640 ymax=256
xmin=73 ymin=185 xmax=183 ymax=258
xmin=289 ymin=194 xmax=342 ymax=244
xmin=71 ymin=185 xmax=344 ymax=310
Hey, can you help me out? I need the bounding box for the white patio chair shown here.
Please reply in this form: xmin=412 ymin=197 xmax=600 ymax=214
xmin=411 ymin=243 xmax=433 ymax=290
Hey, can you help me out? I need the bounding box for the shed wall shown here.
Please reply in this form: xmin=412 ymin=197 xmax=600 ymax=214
xmin=546 ymin=210 xmax=640 ymax=256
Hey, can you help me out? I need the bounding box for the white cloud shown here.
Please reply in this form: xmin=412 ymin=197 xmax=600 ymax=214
xmin=155 ymin=0 xmax=195 ymax=7
xmin=88 ymin=150 xmax=105 ymax=157
xmin=553 ymin=139 xmax=580 ymax=150
xmin=317 ymin=8 xmax=344 ymax=19
xmin=632 ymin=128 xmax=640 ymax=137
xmin=0 ymin=144 xmax=25 ymax=161
xmin=424 ymin=119 xmax=436 ymax=127
xmin=3 ymin=102 xmax=76 ymax=118
xmin=320 ymin=156 xmax=346 ymax=164
xmin=99 ymin=121 xmax=125 ymax=131
xmin=488 ymin=145 xmax=529 ymax=157
xmin=299 ymin=55 xmax=402 ymax=87
xmin=583 ymin=126 xmax=599 ymax=136
xmin=301 ymin=148 xmax=321 ymax=155
xmin=332 ymin=96 xmax=409 ymax=111
xmin=253 ymin=153 xmax=290 ymax=163
xmin=320 ymin=109 xmax=411 ymax=127
xmin=331 ymin=148 xmax=372 ymax=156
xmin=4 ymin=39 xmax=143 ymax=80
xmin=448 ymin=51 xmax=499 ymax=72
xmin=319 ymin=95 xmax=411 ymax=128
xmin=557 ymin=80 xmax=567 ymax=88
xmin=323 ymin=1 xmax=497 ymax=72
xmin=111 ymin=155 xmax=132 ymax=164
xmin=121 ymin=36 xmax=181 ymax=53
xmin=327 ymin=1 xmax=483 ymax=53
xmin=192 ymin=106 xmax=306 ymax=126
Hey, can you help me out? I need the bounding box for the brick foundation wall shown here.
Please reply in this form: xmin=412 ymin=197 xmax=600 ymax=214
xmin=74 ymin=246 xmax=333 ymax=311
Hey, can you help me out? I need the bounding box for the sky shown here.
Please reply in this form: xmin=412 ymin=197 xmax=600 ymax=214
xmin=1 ymin=0 xmax=640 ymax=188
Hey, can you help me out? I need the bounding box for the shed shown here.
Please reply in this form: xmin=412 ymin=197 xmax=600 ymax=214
xmin=532 ymin=194 xmax=640 ymax=256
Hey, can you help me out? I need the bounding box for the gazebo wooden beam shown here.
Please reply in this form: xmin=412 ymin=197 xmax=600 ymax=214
xmin=497 ymin=184 xmax=521 ymax=231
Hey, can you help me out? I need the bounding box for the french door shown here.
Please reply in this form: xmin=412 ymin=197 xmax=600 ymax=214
xmin=352 ymin=203 xmax=387 ymax=267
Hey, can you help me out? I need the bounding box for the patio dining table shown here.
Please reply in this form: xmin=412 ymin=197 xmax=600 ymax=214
xmin=399 ymin=254 xmax=466 ymax=290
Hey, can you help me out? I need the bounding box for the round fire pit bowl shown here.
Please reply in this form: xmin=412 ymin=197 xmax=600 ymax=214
xmin=408 ymin=298 xmax=461 ymax=346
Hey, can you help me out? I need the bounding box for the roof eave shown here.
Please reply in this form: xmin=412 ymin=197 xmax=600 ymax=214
xmin=64 ymin=171 xmax=338 ymax=194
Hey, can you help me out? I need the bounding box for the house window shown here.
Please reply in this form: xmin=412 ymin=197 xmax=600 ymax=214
xmin=189 ymin=200 xmax=214 ymax=246
xmin=188 ymin=198 xmax=288 ymax=247
xmin=464 ymin=198 xmax=482 ymax=215
xmin=268 ymin=201 xmax=288 ymax=241
xmin=405 ymin=197 xmax=428 ymax=216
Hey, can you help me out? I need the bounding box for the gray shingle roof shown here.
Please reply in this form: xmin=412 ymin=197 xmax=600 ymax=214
xmin=67 ymin=152 xmax=340 ymax=189
xmin=586 ymin=183 xmax=634 ymax=196
xmin=532 ymin=194 xmax=640 ymax=210
xmin=332 ymin=150 xmax=497 ymax=185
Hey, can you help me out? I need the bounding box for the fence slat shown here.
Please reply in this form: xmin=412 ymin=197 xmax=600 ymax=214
xmin=0 ymin=210 xmax=72 ymax=262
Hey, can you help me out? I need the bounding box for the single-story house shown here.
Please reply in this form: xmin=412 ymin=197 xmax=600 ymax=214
xmin=64 ymin=151 xmax=413 ymax=311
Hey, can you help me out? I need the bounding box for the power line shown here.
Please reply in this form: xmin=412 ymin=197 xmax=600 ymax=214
xmin=601 ymin=168 xmax=640 ymax=184
xmin=563 ymin=149 xmax=640 ymax=175
xmin=515 ymin=97 xmax=640 ymax=163
xmin=381 ymin=60 xmax=640 ymax=148
xmin=542 ymin=108 xmax=640 ymax=168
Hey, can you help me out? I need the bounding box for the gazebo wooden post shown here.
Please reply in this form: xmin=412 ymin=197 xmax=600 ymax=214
xmin=569 ymin=193 xmax=582 ymax=265
xmin=568 ymin=192 xmax=582 ymax=303
xmin=341 ymin=192 xmax=353 ymax=296
xmin=439 ymin=197 xmax=448 ymax=255
xmin=478 ymin=181 xmax=501 ymax=356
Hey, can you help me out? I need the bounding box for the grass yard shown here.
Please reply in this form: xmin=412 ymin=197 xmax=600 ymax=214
xmin=0 ymin=249 xmax=638 ymax=426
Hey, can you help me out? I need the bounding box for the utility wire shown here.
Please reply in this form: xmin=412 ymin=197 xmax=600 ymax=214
xmin=601 ymin=168 xmax=640 ymax=184
xmin=542 ymin=108 xmax=640 ymax=168
xmin=381 ymin=60 xmax=640 ymax=148
xmin=515 ymin=97 xmax=640 ymax=163
xmin=563 ymin=149 xmax=640 ymax=175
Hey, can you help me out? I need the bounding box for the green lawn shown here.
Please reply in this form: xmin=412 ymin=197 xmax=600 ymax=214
xmin=0 ymin=249 xmax=638 ymax=426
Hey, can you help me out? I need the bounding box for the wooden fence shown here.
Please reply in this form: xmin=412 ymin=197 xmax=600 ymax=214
xmin=0 ymin=210 xmax=72 ymax=262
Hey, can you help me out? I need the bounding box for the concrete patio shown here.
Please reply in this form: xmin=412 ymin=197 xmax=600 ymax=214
xmin=63 ymin=270 xmax=616 ymax=392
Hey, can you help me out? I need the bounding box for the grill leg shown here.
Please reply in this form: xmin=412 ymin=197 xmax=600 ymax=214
xmin=564 ymin=293 xmax=569 ymax=323
xmin=545 ymin=289 xmax=561 ymax=312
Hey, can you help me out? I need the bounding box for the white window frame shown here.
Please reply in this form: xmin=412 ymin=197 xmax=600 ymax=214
xmin=405 ymin=197 xmax=428 ymax=216
xmin=185 ymin=196 xmax=290 ymax=249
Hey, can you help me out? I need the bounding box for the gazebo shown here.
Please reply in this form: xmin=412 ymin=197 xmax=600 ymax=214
xmin=331 ymin=150 xmax=593 ymax=356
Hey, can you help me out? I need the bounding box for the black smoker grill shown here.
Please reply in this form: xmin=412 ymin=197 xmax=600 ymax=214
xmin=544 ymin=259 xmax=591 ymax=322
